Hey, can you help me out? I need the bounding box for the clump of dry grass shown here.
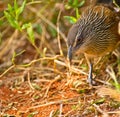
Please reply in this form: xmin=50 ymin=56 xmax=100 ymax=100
xmin=0 ymin=0 xmax=120 ymax=116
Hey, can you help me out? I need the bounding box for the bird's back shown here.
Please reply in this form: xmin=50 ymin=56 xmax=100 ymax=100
xmin=68 ymin=5 xmax=120 ymax=57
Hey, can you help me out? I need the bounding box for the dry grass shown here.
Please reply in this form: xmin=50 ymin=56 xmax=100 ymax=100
xmin=0 ymin=0 xmax=120 ymax=117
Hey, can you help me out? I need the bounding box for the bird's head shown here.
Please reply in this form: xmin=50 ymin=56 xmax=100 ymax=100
xmin=67 ymin=23 xmax=85 ymax=63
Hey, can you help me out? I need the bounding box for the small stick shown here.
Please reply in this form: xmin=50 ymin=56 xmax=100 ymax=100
xmin=93 ymin=104 xmax=109 ymax=117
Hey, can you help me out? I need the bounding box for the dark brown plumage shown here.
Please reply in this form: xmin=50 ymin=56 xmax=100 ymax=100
xmin=67 ymin=4 xmax=120 ymax=85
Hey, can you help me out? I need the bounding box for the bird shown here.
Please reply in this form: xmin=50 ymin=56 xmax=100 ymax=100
xmin=67 ymin=1 xmax=120 ymax=85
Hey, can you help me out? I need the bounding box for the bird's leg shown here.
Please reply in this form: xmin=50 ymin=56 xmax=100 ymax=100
xmin=85 ymin=54 xmax=94 ymax=85
xmin=88 ymin=61 xmax=93 ymax=85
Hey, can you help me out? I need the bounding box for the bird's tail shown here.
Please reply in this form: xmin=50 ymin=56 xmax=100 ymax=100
xmin=93 ymin=0 xmax=120 ymax=20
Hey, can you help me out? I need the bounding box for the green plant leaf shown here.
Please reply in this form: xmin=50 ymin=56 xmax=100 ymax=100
xmin=75 ymin=8 xmax=80 ymax=19
xmin=93 ymin=98 xmax=105 ymax=104
xmin=36 ymin=24 xmax=42 ymax=34
xmin=66 ymin=0 xmax=85 ymax=9
xmin=48 ymin=26 xmax=57 ymax=37
xmin=78 ymin=0 xmax=85 ymax=7
xmin=26 ymin=23 xmax=35 ymax=45
xmin=16 ymin=0 xmax=26 ymax=20
xmin=73 ymin=0 xmax=79 ymax=7
xmin=22 ymin=23 xmax=40 ymax=54
xmin=14 ymin=0 xmax=18 ymax=11
xmin=22 ymin=23 xmax=30 ymax=29
xmin=32 ymin=83 xmax=41 ymax=90
xmin=64 ymin=16 xmax=77 ymax=24
xmin=68 ymin=0 xmax=73 ymax=5
xmin=4 ymin=0 xmax=26 ymax=30
xmin=8 ymin=4 xmax=14 ymax=16
xmin=4 ymin=11 xmax=20 ymax=30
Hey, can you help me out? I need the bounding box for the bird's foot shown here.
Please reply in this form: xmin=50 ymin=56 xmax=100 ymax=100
xmin=87 ymin=77 xmax=96 ymax=86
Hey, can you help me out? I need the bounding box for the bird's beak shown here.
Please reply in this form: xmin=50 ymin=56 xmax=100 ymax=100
xmin=68 ymin=45 xmax=72 ymax=64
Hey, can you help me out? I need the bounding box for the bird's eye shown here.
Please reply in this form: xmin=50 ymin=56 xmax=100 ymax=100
xmin=76 ymin=34 xmax=83 ymax=45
